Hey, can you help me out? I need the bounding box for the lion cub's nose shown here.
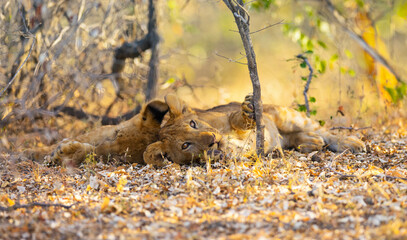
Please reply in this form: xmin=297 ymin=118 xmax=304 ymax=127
xmin=208 ymin=133 xmax=217 ymax=148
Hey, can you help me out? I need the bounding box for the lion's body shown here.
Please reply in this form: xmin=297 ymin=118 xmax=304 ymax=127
xmin=144 ymin=95 xmax=365 ymax=166
xmin=25 ymin=100 xmax=169 ymax=166
xmin=26 ymin=94 xmax=365 ymax=167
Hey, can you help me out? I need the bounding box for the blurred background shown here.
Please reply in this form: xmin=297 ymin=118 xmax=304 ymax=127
xmin=1 ymin=0 xmax=406 ymax=150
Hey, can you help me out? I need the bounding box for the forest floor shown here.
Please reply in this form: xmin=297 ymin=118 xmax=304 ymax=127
xmin=1 ymin=124 xmax=407 ymax=239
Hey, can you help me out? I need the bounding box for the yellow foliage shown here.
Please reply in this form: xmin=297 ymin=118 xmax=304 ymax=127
xmin=101 ymin=197 xmax=110 ymax=212
xmin=7 ymin=197 xmax=15 ymax=206
xmin=357 ymin=12 xmax=398 ymax=103
xmin=116 ymin=176 xmax=127 ymax=192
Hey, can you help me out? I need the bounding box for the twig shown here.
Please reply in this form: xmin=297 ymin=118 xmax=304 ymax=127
xmin=330 ymin=126 xmax=372 ymax=131
xmin=327 ymin=149 xmax=349 ymax=169
xmin=333 ymin=172 xmax=407 ymax=182
xmin=180 ymin=0 xmax=191 ymax=11
xmin=249 ymin=20 xmax=284 ymax=34
xmin=0 ymin=38 xmax=35 ymax=98
xmin=54 ymin=104 xmax=142 ymax=125
xmin=229 ymin=20 xmax=284 ymax=34
xmin=0 ymin=202 xmax=78 ymax=212
xmin=0 ymin=5 xmax=36 ymax=98
xmin=215 ymin=52 xmax=247 ymax=65
xmin=296 ymin=54 xmax=313 ymax=117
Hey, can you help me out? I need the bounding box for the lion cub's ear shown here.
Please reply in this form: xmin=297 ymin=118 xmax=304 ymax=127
xmin=142 ymin=100 xmax=169 ymax=124
xmin=143 ymin=141 xmax=167 ymax=167
xmin=165 ymin=94 xmax=193 ymax=118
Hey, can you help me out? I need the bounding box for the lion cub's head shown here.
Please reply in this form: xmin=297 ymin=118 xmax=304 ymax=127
xmin=143 ymin=95 xmax=224 ymax=166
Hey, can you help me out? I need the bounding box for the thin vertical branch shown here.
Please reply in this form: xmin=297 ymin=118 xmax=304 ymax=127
xmin=145 ymin=0 xmax=159 ymax=101
xmin=0 ymin=39 xmax=35 ymax=98
xmin=112 ymin=0 xmax=160 ymax=101
xmin=223 ymin=0 xmax=264 ymax=157
xmin=296 ymin=54 xmax=313 ymax=117
xmin=1 ymin=5 xmax=36 ymax=98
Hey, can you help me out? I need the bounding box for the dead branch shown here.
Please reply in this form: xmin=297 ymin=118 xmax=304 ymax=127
xmin=0 ymin=103 xmax=141 ymax=128
xmin=0 ymin=202 xmax=78 ymax=212
xmin=333 ymin=172 xmax=407 ymax=182
xmin=330 ymin=126 xmax=372 ymax=131
xmin=54 ymin=104 xmax=142 ymax=125
xmin=296 ymin=54 xmax=313 ymax=117
xmin=215 ymin=52 xmax=247 ymax=65
xmin=112 ymin=0 xmax=159 ymax=101
xmin=0 ymin=38 xmax=35 ymax=98
xmin=229 ymin=20 xmax=284 ymax=34
xmin=223 ymin=0 xmax=265 ymax=157
xmin=0 ymin=5 xmax=37 ymax=98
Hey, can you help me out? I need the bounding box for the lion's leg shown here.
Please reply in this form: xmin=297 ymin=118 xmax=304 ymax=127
xmin=47 ymin=139 xmax=95 ymax=167
xmin=284 ymin=131 xmax=325 ymax=153
xmin=263 ymin=114 xmax=284 ymax=156
xmin=318 ymin=131 xmax=365 ymax=153
xmin=236 ymin=94 xmax=284 ymax=156
xmin=229 ymin=94 xmax=256 ymax=131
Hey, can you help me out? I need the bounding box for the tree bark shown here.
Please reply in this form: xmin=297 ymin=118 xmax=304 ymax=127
xmin=223 ymin=0 xmax=265 ymax=157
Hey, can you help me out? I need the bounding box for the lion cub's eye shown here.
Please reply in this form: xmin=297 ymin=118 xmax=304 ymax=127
xmin=189 ymin=120 xmax=197 ymax=129
xmin=182 ymin=142 xmax=191 ymax=150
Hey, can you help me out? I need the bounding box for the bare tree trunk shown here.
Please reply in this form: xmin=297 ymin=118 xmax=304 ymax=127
xmin=223 ymin=0 xmax=265 ymax=157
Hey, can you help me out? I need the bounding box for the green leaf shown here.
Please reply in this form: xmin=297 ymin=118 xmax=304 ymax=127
xmin=317 ymin=40 xmax=327 ymax=49
xmin=385 ymin=83 xmax=407 ymax=103
xmin=318 ymin=120 xmax=326 ymax=127
xmin=309 ymin=97 xmax=316 ymax=103
xmin=306 ymin=40 xmax=314 ymax=51
xmin=330 ymin=54 xmax=338 ymax=63
xmin=348 ymin=69 xmax=356 ymax=77
xmin=344 ymin=49 xmax=353 ymax=59
xmin=301 ymin=76 xmax=307 ymax=81
xmin=304 ymin=50 xmax=313 ymax=54
xmin=250 ymin=0 xmax=275 ymax=10
xmin=310 ymin=110 xmax=317 ymax=116
xmin=297 ymin=104 xmax=307 ymax=112
xmin=355 ymin=0 xmax=364 ymax=7
xmin=317 ymin=60 xmax=326 ymax=73
xmin=300 ymin=61 xmax=307 ymax=68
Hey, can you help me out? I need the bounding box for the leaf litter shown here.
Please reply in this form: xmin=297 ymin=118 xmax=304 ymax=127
xmin=1 ymin=130 xmax=407 ymax=239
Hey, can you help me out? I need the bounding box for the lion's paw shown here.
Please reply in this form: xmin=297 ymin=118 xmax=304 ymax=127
xmin=242 ymin=94 xmax=255 ymax=126
xmin=336 ymin=136 xmax=366 ymax=153
xmin=47 ymin=140 xmax=93 ymax=167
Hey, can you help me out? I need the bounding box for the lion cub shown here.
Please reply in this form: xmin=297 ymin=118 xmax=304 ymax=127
xmin=144 ymin=94 xmax=365 ymax=166
xmin=25 ymin=100 xmax=169 ymax=167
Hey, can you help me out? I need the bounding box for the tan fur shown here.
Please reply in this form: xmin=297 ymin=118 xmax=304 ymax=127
xmin=144 ymin=94 xmax=365 ymax=166
xmin=25 ymin=100 xmax=169 ymax=167
xmin=144 ymin=95 xmax=227 ymax=166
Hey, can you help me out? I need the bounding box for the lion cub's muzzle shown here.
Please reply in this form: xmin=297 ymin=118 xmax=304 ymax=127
xmin=202 ymin=132 xmax=224 ymax=160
